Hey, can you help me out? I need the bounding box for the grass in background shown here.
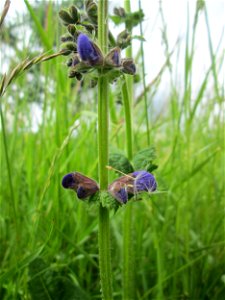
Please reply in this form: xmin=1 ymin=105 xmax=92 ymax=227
xmin=0 ymin=1 xmax=224 ymax=299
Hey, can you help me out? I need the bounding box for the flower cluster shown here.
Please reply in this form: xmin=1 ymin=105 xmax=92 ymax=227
xmin=108 ymin=171 xmax=157 ymax=204
xmin=59 ymin=1 xmax=136 ymax=82
xmin=62 ymin=170 xmax=157 ymax=205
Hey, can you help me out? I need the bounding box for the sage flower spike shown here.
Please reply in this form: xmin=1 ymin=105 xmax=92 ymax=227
xmin=77 ymin=33 xmax=103 ymax=65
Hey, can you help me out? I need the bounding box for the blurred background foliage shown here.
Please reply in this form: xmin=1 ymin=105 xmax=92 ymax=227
xmin=0 ymin=0 xmax=224 ymax=299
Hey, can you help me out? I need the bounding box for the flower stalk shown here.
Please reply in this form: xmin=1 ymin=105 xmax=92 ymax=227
xmin=97 ymin=0 xmax=113 ymax=299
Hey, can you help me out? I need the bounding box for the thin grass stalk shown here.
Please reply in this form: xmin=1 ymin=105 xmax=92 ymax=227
xmin=138 ymin=0 xmax=150 ymax=145
xmin=97 ymin=1 xmax=113 ymax=299
xmin=122 ymin=1 xmax=135 ymax=299
xmin=0 ymin=105 xmax=17 ymax=224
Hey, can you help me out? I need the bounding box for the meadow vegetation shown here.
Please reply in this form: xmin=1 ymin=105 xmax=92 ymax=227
xmin=0 ymin=0 xmax=224 ymax=299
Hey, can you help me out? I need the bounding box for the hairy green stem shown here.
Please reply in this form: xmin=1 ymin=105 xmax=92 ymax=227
xmin=122 ymin=1 xmax=135 ymax=299
xmin=97 ymin=1 xmax=113 ymax=299
xmin=121 ymin=80 xmax=133 ymax=160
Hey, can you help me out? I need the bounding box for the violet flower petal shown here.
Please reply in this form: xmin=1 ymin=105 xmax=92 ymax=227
xmin=62 ymin=173 xmax=76 ymax=189
xmin=114 ymin=187 xmax=128 ymax=204
xmin=77 ymin=33 xmax=100 ymax=63
xmin=132 ymin=171 xmax=157 ymax=192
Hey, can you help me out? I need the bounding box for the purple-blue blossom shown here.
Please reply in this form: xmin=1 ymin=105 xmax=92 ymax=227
xmin=114 ymin=187 xmax=128 ymax=204
xmin=132 ymin=171 xmax=157 ymax=192
xmin=77 ymin=33 xmax=101 ymax=64
xmin=62 ymin=173 xmax=76 ymax=189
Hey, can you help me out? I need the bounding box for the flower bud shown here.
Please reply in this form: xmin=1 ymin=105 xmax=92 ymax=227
xmin=132 ymin=171 xmax=157 ymax=192
xmin=67 ymin=58 xmax=73 ymax=67
xmin=121 ymin=58 xmax=136 ymax=75
xmin=104 ymin=47 xmax=121 ymax=67
xmin=108 ymin=175 xmax=134 ymax=204
xmin=61 ymin=34 xmax=73 ymax=43
xmin=60 ymin=42 xmax=77 ymax=52
xmin=85 ymin=0 xmax=98 ymax=24
xmin=77 ymin=33 xmax=103 ymax=65
xmin=69 ymin=5 xmax=80 ymax=23
xmin=114 ymin=7 xmax=126 ymax=17
xmin=82 ymin=23 xmax=95 ymax=34
xmin=117 ymin=30 xmax=131 ymax=49
xmin=59 ymin=9 xmax=74 ymax=26
xmin=62 ymin=172 xmax=99 ymax=199
xmin=72 ymin=55 xmax=80 ymax=67
xmin=67 ymin=24 xmax=76 ymax=36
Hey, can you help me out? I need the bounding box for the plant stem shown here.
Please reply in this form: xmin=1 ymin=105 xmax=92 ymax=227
xmin=122 ymin=1 xmax=135 ymax=299
xmin=97 ymin=1 xmax=113 ymax=299
xmin=121 ymin=80 xmax=133 ymax=160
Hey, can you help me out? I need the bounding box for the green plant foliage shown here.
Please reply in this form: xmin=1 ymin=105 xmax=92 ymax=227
xmin=28 ymin=257 xmax=90 ymax=300
xmin=133 ymin=147 xmax=158 ymax=172
xmin=109 ymin=153 xmax=134 ymax=174
xmin=110 ymin=9 xmax=144 ymax=31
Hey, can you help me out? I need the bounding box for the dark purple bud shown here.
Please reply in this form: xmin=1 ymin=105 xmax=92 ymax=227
xmin=132 ymin=171 xmax=157 ymax=192
xmin=114 ymin=7 xmax=126 ymax=18
xmin=72 ymin=55 xmax=80 ymax=67
xmin=105 ymin=47 xmax=121 ymax=67
xmin=121 ymin=58 xmax=136 ymax=75
xmin=62 ymin=172 xmax=99 ymax=199
xmin=61 ymin=34 xmax=73 ymax=43
xmin=77 ymin=33 xmax=103 ymax=65
xmin=77 ymin=186 xmax=87 ymax=199
xmin=114 ymin=187 xmax=128 ymax=204
xmin=108 ymin=175 xmax=133 ymax=204
xmin=62 ymin=173 xmax=76 ymax=189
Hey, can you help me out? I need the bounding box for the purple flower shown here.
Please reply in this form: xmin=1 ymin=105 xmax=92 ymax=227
xmin=113 ymin=187 xmax=128 ymax=204
xmin=77 ymin=33 xmax=102 ymax=64
xmin=105 ymin=47 xmax=121 ymax=67
xmin=62 ymin=172 xmax=99 ymax=199
xmin=132 ymin=171 xmax=157 ymax=192
xmin=62 ymin=173 xmax=76 ymax=189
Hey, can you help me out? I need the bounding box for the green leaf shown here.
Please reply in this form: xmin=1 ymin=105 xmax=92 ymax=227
xmin=110 ymin=15 xmax=124 ymax=25
xmin=109 ymin=153 xmax=134 ymax=174
xmin=132 ymin=35 xmax=145 ymax=42
xmin=133 ymin=147 xmax=158 ymax=172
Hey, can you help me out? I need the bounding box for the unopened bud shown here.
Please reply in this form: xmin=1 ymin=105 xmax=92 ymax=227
xmin=67 ymin=24 xmax=76 ymax=36
xmin=68 ymin=70 xmax=82 ymax=81
xmin=60 ymin=42 xmax=77 ymax=52
xmin=59 ymin=9 xmax=74 ymax=25
xmin=85 ymin=0 xmax=98 ymax=24
xmin=69 ymin=5 xmax=80 ymax=23
xmin=105 ymin=47 xmax=121 ymax=67
xmin=67 ymin=58 xmax=73 ymax=67
xmin=61 ymin=34 xmax=73 ymax=42
xmin=121 ymin=58 xmax=136 ymax=75
xmin=117 ymin=30 xmax=131 ymax=49
xmin=114 ymin=7 xmax=126 ymax=17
